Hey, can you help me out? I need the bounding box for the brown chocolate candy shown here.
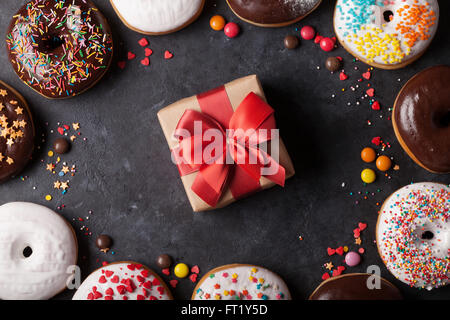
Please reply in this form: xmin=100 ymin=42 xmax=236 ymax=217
xmin=309 ymin=274 xmax=402 ymax=300
xmin=0 ymin=81 xmax=34 ymax=184
xmin=325 ymin=57 xmax=341 ymax=72
xmin=393 ymin=65 xmax=450 ymax=173
xmin=157 ymin=254 xmax=172 ymax=269
xmin=53 ymin=138 xmax=70 ymax=154
xmin=227 ymin=0 xmax=321 ymax=26
xmin=96 ymin=234 xmax=112 ymax=250
xmin=284 ymin=35 xmax=299 ymax=49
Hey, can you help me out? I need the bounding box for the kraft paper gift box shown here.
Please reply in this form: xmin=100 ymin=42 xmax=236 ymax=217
xmin=157 ymin=75 xmax=295 ymax=212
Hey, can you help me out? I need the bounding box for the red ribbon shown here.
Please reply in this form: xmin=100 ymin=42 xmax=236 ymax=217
xmin=172 ymin=86 xmax=285 ymax=207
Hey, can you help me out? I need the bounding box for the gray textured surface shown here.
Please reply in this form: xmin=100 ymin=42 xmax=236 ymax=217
xmin=0 ymin=0 xmax=449 ymax=300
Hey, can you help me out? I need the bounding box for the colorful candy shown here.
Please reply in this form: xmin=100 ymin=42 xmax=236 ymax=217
xmin=210 ymin=15 xmax=226 ymax=31
xmin=320 ymin=37 xmax=335 ymax=52
xmin=224 ymin=22 xmax=240 ymax=38
xmin=345 ymin=252 xmax=361 ymax=267
xmin=174 ymin=263 xmax=190 ymax=278
xmin=300 ymin=26 xmax=315 ymax=40
xmin=376 ymin=155 xmax=392 ymax=172
xmin=360 ymin=147 xmax=376 ymax=163
xmin=361 ymin=169 xmax=376 ymax=184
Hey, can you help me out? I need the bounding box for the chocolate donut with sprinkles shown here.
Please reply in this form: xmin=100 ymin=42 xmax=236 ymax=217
xmin=376 ymin=182 xmax=449 ymax=290
xmin=334 ymin=0 xmax=439 ymax=69
xmin=0 ymin=81 xmax=34 ymax=183
xmin=6 ymin=0 xmax=113 ymax=99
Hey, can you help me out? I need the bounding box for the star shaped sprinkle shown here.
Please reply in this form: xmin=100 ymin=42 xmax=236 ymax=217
xmin=0 ymin=103 xmax=4 ymax=111
xmin=61 ymin=166 xmax=69 ymax=174
xmin=72 ymin=123 xmax=80 ymax=130
xmin=46 ymin=163 xmax=55 ymax=171
xmin=70 ymin=135 xmax=76 ymax=141
xmin=6 ymin=157 xmax=14 ymax=165
xmin=0 ymin=153 xmax=4 ymax=161
xmin=0 ymin=89 xmax=7 ymax=97
xmin=325 ymin=262 xmax=334 ymax=270
xmin=14 ymin=107 xmax=23 ymax=115
xmin=60 ymin=181 xmax=69 ymax=190
xmin=53 ymin=181 xmax=61 ymax=189
xmin=355 ymin=237 xmax=362 ymax=245
xmin=6 ymin=138 xmax=14 ymax=146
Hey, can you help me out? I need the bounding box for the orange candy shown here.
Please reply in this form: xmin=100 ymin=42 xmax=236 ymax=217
xmin=376 ymin=155 xmax=392 ymax=172
xmin=210 ymin=15 xmax=226 ymax=31
xmin=361 ymin=147 xmax=376 ymax=163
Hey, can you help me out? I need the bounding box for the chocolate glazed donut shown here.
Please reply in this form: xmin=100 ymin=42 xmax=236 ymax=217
xmin=226 ymin=0 xmax=322 ymax=27
xmin=6 ymin=0 xmax=113 ymax=99
xmin=0 ymin=81 xmax=34 ymax=183
xmin=392 ymin=65 xmax=450 ymax=173
xmin=309 ymin=273 xmax=402 ymax=300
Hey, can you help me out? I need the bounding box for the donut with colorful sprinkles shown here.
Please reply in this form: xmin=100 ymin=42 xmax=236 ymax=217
xmin=192 ymin=264 xmax=291 ymax=300
xmin=334 ymin=0 xmax=439 ymax=69
xmin=72 ymin=261 xmax=173 ymax=300
xmin=376 ymin=182 xmax=449 ymax=290
xmin=6 ymin=0 xmax=113 ymax=99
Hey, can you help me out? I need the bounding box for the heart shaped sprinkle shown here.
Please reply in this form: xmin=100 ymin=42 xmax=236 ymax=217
xmin=366 ymin=88 xmax=375 ymax=97
xmin=327 ymin=247 xmax=336 ymax=256
xmin=336 ymin=247 xmax=344 ymax=256
xmin=169 ymin=280 xmax=178 ymax=288
xmin=127 ymin=52 xmax=136 ymax=60
xmin=371 ymin=101 xmax=380 ymax=110
xmin=164 ymin=50 xmax=173 ymax=59
xmin=339 ymin=72 xmax=348 ymax=80
xmin=138 ymin=38 xmax=148 ymax=47
xmin=117 ymin=61 xmax=126 ymax=69
xmin=189 ymin=274 xmax=198 ymax=283
xmin=191 ymin=265 xmax=200 ymax=274
xmin=322 ymin=273 xmax=330 ymax=280
xmin=358 ymin=222 xmax=367 ymax=231
xmin=145 ymin=48 xmax=153 ymax=57
xmin=141 ymin=57 xmax=150 ymax=66
xmin=362 ymin=71 xmax=371 ymax=80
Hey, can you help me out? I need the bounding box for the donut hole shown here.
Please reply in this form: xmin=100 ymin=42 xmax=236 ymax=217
xmin=38 ymin=34 xmax=65 ymax=53
xmin=433 ymin=110 xmax=450 ymax=128
xmin=421 ymin=231 xmax=434 ymax=240
xmin=22 ymin=246 xmax=33 ymax=258
xmin=383 ymin=10 xmax=394 ymax=22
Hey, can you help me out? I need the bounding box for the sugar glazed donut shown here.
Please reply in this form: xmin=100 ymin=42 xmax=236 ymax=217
xmin=6 ymin=0 xmax=113 ymax=99
xmin=377 ymin=182 xmax=449 ymax=290
xmin=309 ymin=273 xmax=402 ymax=300
xmin=0 ymin=202 xmax=78 ymax=300
xmin=392 ymin=65 xmax=450 ymax=173
xmin=192 ymin=264 xmax=291 ymax=300
xmin=334 ymin=0 xmax=439 ymax=69
xmin=0 ymin=81 xmax=34 ymax=183
xmin=110 ymin=0 xmax=205 ymax=35
xmin=73 ymin=262 xmax=173 ymax=300
xmin=227 ymin=0 xmax=322 ymax=27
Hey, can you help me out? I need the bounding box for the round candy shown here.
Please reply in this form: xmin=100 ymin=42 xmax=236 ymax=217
xmin=96 ymin=234 xmax=112 ymax=250
xmin=361 ymin=147 xmax=376 ymax=163
xmin=300 ymin=25 xmax=315 ymax=40
xmin=320 ymin=37 xmax=335 ymax=52
xmin=174 ymin=263 xmax=190 ymax=278
xmin=284 ymin=35 xmax=299 ymax=49
xmin=325 ymin=57 xmax=341 ymax=72
xmin=210 ymin=15 xmax=226 ymax=31
xmin=53 ymin=138 xmax=70 ymax=154
xmin=224 ymin=22 xmax=240 ymax=38
xmin=157 ymin=254 xmax=172 ymax=269
xmin=345 ymin=252 xmax=361 ymax=267
xmin=376 ymin=155 xmax=392 ymax=171
xmin=361 ymin=169 xmax=376 ymax=184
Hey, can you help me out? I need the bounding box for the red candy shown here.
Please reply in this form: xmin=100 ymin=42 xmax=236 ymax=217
xmin=164 ymin=50 xmax=173 ymax=59
xmin=320 ymin=37 xmax=335 ymax=51
xmin=371 ymin=101 xmax=381 ymax=110
xmin=141 ymin=57 xmax=150 ymax=66
xmin=138 ymin=38 xmax=148 ymax=47
xmin=300 ymin=26 xmax=315 ymax=40
xmin=224 ymin=22 xmax=240 ymax=38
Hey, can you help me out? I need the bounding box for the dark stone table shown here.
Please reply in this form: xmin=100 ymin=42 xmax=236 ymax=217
xmin=0 ymin=0 xmax=448 ymax=300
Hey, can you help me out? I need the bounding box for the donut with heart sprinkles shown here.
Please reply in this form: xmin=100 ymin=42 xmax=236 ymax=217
xmin=72 ymin=262 xmax=173 ymax=300
xmin=6 ymin=0 xmax=113 ymax=99
xmin=0 ymin=81 xmax=34 ymax=184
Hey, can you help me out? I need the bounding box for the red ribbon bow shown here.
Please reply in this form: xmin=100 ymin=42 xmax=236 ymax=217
xmin=173 ymin=86 xmax=285 ymax=207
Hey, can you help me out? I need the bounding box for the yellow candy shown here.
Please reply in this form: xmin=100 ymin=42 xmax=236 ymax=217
xmin=45 ymin=195 xmax=52 ymax=201
xmin=361 ymin=169 xmax=376 ymax=184
xmin=174 ymin=263 xmax=189 ymax=278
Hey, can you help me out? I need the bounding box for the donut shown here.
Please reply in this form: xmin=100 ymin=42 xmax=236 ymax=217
xmin=72 ymin=261 xmax=173 ymax=300
xmin=334 ymin=0 xmax=439 ymax=69
xmin=0 ymin=81 xmax=34 ymax=184
xmin=309 ymin=273 xmax=402 ymax=300
xmin=110 ymin=0 xmax=205 ymax=35
xmin=392 ymin=65 xmax=450 ymax=173
xmin=192 ymin=264 xmax=291 ymax=300
xmin=377 ymin=182 xmax=449 ymax=290
xmin=226 ymin=0 xmax=322 ymax=27
xmin=0 ymin=202 xmax=78 ymax=300
xmin=6 ymin=0 xmax=114 ymax=99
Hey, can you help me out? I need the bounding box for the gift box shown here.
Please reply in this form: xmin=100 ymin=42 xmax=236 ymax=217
xmin=157 ymin=75 xmax=295 ymax=212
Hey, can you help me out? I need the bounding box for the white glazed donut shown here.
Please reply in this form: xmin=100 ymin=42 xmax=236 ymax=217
xmin=377 ymin=182 xmax=449 ymax=290
xmin=72 ymin=261 xmax=173 ymax=300
xmin=110 ymin=0 xmax=205 ymax=35
xmin=334 ymin=0 xmax=439 ymax=69
xmin=0 ymin=202 xmax=77 ymax=300
xmin=192 ymin=264 xmax=291 ymax=300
